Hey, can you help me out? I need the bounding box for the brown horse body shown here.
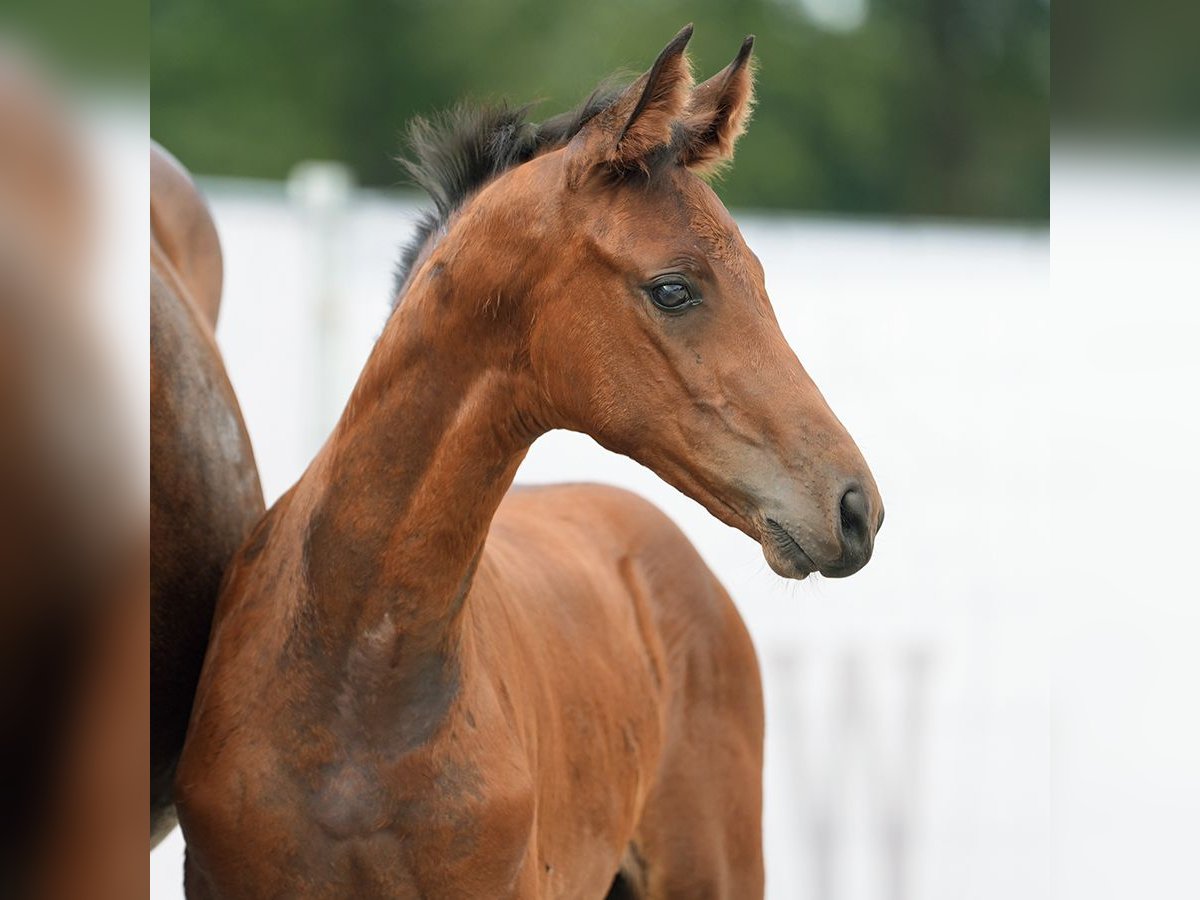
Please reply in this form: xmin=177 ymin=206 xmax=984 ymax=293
xmin=177 ymin=29 xmax=881 ymax=897
xmin=151 ymin=145 xmax=264 ymax=845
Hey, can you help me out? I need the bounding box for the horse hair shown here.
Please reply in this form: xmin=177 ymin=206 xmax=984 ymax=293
xmin=392 ymin=84 xmax=627 ymax=304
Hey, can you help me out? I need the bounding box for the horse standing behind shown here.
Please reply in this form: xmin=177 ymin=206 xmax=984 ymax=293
xmin=151 ymin=145 xmax=264 ymax=846
xmin=177 ymin=27 xmax=882 ymax=898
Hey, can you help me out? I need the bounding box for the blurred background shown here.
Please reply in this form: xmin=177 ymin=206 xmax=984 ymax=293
xmin=151 ymin=0 xmax=1049 ymax=222
xmin=149 ymin=3 xmax=1051 ymax=899
xmin=1053 ymin=1 xmax=1200 ymax=897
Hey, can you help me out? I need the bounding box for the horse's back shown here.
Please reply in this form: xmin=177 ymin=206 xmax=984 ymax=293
xmin=494 ymin=482 xmax=754 ymax=662
xmin=492 ymin=481 xmax=764 ymax=776
xmin=490 ymin=482 xmax=765 ymax=896
xmin=149 ymin=153 xmax=263 ymax=845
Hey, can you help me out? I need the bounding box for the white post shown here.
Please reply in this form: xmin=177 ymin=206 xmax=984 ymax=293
xmin=286 ymin=160 xmax=355 ymax=448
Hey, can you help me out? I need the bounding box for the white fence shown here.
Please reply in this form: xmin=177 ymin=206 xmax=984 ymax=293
xmin=151 ymin=172 xmax=1051 ymax=900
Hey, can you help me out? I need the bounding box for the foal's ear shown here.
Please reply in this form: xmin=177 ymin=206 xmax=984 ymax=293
xmin=564 ymin=25 xmax=694 ymax=185
xmin=681 ymin=36 xmax=756 ymax=174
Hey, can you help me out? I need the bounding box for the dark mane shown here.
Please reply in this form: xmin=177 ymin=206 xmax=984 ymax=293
xmin=392 ymin=86 xmax=624 ymax=303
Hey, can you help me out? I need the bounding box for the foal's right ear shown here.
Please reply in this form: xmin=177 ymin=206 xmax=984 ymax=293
xmin=680 ymin=36 xmax=756 ymax=174
xmin=564 ymin=25 xmax=695 ymax=186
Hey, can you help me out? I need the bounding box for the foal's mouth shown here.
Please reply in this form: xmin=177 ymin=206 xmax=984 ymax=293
xmin=763 ymin=518 xmax=817 ymax=579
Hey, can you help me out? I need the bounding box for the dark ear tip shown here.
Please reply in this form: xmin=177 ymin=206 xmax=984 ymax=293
xmin=668 ymin=23 xmax=695 ymax=52
xmin=737 ymin=35 xmax=756 ymax=63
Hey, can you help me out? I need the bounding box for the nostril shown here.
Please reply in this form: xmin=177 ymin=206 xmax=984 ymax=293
xmin=838 ymin=485 xmax=871 ymax=552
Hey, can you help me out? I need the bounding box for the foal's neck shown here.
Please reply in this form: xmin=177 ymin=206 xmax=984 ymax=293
xmin=300 ymin=263 xmax=540 ymax=728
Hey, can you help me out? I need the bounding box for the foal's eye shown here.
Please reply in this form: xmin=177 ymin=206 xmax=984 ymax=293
xmin=647 ymin=279 xmax=699 ymax=313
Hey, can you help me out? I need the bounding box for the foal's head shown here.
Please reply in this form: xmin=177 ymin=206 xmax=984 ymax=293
xmin=398 ymin=26 xmax=882 ymax=578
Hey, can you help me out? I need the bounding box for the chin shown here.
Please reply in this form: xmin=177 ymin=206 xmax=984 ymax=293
xmin=761 ymin=542 xmax=815 ymax=580
xmin=759 ymin=518 xmax=819 ymax=580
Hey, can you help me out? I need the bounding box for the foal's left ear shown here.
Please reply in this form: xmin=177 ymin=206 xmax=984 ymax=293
xmin=564 ymin=25 xmax=695 ymax=186
xmin=681 ymin=36 xmax=756 ymax=174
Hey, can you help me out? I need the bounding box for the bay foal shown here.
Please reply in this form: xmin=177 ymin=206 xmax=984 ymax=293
xmin=177 ymin=27 xmax=882 ymax=898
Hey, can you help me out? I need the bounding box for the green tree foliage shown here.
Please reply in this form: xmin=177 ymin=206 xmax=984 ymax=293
xmin=152 ymin=0 xmax=1048 ymax=220
xmin=1055 ymin=0 xmax=1200 ymax=138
